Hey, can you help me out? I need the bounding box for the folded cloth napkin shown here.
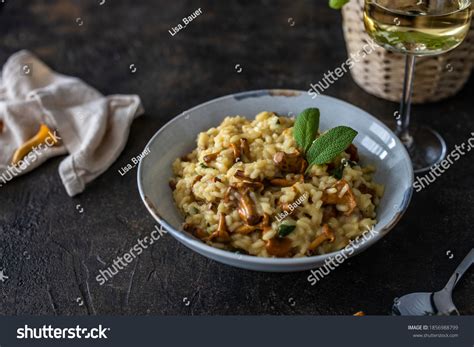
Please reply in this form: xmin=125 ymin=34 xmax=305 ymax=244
xmin=0 ymin=50 xmax=144 ymax=196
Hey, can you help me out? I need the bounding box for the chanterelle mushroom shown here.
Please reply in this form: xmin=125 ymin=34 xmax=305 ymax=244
xmin=236 ymin=189 xmax=261 ymax=226
xmin=230 ymin=143 xmax=241 ymax=163
xmin=234 ymin=170 xmax=251 ymax=180
xmin=203 ymin=152 xmax=219 ymax=164
xmin=269 ymin=178 xmax=292 ymax=187
xmin=240 ymin=138 xmax=251 ymax=162
xmin=235 ymin=213 xmax=270 ymax=234
xmin=233 ymin=171 xmax=265 ymax=192
xmin=273 ymin=151 xmax=308 ymax=174
xmin=308 ymin=224 xmax=335 ymax=251
xmin=183 ymin=223 xmax=208 ymax=240
xmin=192 ymin=175 xmax=203 ymax=186
xmin=268 ymin=176 xmax=303 ymax=187
xmin=266 ymin=236 xmax=293 ymax=257
xmin=225 ymin=184 xmax=262 ymax=226
xmin=232 ymin=181 xmax=264 ymax=192
xmin=208 ymin=213 xmax=231 ymax=242
xmin=322 ymin=179 xmax=357 ymax=215
xmin=346 ymin=143 xmax=359 ymax=162
xmin=230 ymin=139 xmax=251 ymax=163
xmin=226 ymin=171 xmax=265 ymax=225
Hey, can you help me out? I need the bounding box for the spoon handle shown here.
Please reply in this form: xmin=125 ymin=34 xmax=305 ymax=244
xmin=445 ymin=248 xmax=474 ymax=291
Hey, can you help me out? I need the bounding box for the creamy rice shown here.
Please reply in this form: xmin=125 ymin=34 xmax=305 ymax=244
xmin=170 ymin=111 xmax=384 ymax=258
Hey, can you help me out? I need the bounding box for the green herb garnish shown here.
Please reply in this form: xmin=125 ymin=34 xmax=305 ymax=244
xmin=329 ymin=0 xmax=350 ymax=9
xmin=306 ymin=126 xmax=358 ymax=169
xmin=278 ymin=223 xmax=296 ymax=238
xmin=199 ymin=163 xmax=209 ymax=169
xmin=330 ymin=165 xmax=344 ymax=179
xmin=293 ymin=108 xmax=320 ymax=154
xmin=330 ymin=158 xmax=358 ymax=179
xmin=292 ymin=108 xmax=358 ymax=173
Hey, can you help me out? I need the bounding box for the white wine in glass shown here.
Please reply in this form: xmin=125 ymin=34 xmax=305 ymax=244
xmin=363 ymin=0 xmax=472 ymax=172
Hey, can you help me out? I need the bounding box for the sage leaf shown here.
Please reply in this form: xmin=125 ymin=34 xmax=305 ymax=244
xmin=278 ymin=223 xmax=296 ymax=238
xmin=329 ymin=0 xmax=350 ymax=9
xmin=293 ymin=108 xmax=320 ymax=154
xmin=306 ymin=126 xmax=358 ymax=168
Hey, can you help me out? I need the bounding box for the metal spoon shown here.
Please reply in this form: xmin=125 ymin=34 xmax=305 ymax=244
xmin=392 ymin=248 xmax=474 ymax=316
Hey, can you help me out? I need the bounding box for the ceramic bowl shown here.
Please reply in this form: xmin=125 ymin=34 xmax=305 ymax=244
xmin=137 ymin=89 xmax=413 ymax=272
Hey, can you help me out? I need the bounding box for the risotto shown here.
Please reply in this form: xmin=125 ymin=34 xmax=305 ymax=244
xmin=170 ymin=111 xmax=384 ymax=258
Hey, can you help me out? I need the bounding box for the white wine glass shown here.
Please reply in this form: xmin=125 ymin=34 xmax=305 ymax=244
xmin=363 ymin=0 xmax=472 ymax=172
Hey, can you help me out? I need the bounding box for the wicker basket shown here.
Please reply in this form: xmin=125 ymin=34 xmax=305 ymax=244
xmin=341 ymin=0 xmax=474 ymax=103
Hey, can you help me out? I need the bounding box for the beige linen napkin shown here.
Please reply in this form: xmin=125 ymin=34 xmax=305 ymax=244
xmin=0 ymin=50 xmax=144 ymax=196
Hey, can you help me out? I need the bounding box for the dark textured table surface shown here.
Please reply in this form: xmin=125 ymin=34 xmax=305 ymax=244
xmin=0 ymin=0 xmax=472 ymax=315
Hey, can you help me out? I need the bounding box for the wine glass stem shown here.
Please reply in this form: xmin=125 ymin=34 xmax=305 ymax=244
xmin=397 ymin=54 xmax=416 ymax=149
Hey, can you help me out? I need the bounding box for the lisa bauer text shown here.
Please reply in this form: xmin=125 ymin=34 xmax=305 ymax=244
xmin=118 ymin=147 xmax=150 ymax=176
xmin=169 ymin=8 xmax=203 ymax=36
xmin=275 ymin=192 xmax=309 ymax=222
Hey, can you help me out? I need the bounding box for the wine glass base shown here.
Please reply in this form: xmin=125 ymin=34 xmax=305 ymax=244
xmin=405 ymin=126 xmax=447 ymax=174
